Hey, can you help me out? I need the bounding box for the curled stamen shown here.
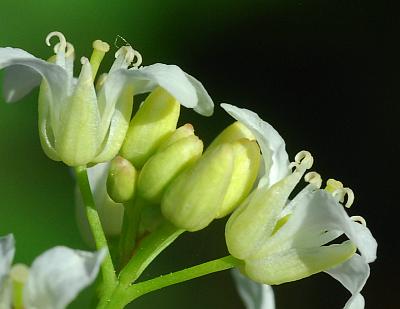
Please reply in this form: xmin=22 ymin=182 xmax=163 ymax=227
xmin=304 ymin=171 xmax=322 ymax=188
xmin=294 ymin=150 xmax=314 ymax=169
xmin=45 ymin=31 xmax=67 ymax=53
xmin=342 ymin=188 xmax=354 ymax=208
xmin=131 ymin=50 xmax=143 ymax=68
xmin=288 ymin=162 xmax=299 ymax=171
xmin=332 ymin=187 xmax=354 ymax=208
xmin=54 ymin=42 xmax=75 ymax=58
xmin=351 ymin=215 xmax=367 ymax=227
xmin=325 ymin=178 xmax=343 ymax=193
xmin=115 ymin=45 xmax=143 ymax=68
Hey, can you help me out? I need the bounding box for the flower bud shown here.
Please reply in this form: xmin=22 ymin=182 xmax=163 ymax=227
xmin=107 ymin=156 xmax=137 ymax=203
xmin=120 ymin=87 xmax=180 ymax=167
xmin=161 ymin=144 xmax=234 ymax=231
xmin=207 ymin=121 xmax=255 ymax=152
xmin=215 ymin=139 xmax=261 ymax=218
xmin=137 ymin=126 xmax=203 ymax=203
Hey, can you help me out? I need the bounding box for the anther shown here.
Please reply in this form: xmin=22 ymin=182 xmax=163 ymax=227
xmin=325 ymin=178 xmax=343 ymax=193
xmin=294 ymin=150 xmax=314 ymax=169
xmin=54 ymin=42 xmax=75 ymax=58
xmin=45 ymin=31 xmax=67 ymax=53
xmin=304 ymin=171 xmax=322 ymax=188
xmin=115 ymin=45 xmax=143 ymax=68
xmin=332 ymin=187 xmax=354 ymax=208
xmin=351 ymin=215 xmax=367 ymax=227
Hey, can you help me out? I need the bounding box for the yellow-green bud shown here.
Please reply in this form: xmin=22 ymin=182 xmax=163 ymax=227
xmin=137 ymin=129 xmax=203 ymax=203
xmin=157 ymin=123 xmax=196 ymax=151
xmin=120 ymin=86 xmax=180 ymax=167
xmin=107 ymin=156 xmax=137 ymax=203
xmin=161 ymin=144 xmax=234 ymax=231
xmin=207 ymin=121 xmax=255 ymax=152
xmin=215 ymin=139 xmax=261 ymax=218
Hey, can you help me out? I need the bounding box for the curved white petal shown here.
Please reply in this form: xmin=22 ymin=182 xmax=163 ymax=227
xmin=75 ymin=164 xmax=124 ymax=241
xmin=232 ymin=269 xmax=275 ymax=309
xmin=108 ymin=64 xmax=199 ymax=113
xmin=0 ymin=234 xmax=15 ymax=285
xmin=325 ymin=254 xmax=369 ymax=309
xmin=3 ymin=65 xmax=42 ymax=102
xmin=184 ymin=73 xmax=214 ymax=116
xmin=259 ymin=186 xmax=377 ymax=263
xmin=24 ymin=247 xmax=105 ymax=309
xmin=221 ymin=103 xmax=289 ymax=188
xmin=0 ymin=47 xmax=69 ymax=103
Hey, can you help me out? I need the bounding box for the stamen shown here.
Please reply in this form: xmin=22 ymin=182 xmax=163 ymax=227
xmin=351 ymin=215 xmax=367 ymax=227
xmin=342 ymin=188 xmax=354 ymax=208
xmin=304 ymin=171 xmax=322 ymax=188
xmin=115 ymin=45 xmax=143 ymax=68
xmin=325 ymin=178 xmax=343 ymax=193
xmin=89 ymin=40 xmax=110 ymax=82
xmin=288 ymin=161 xmax=299 ymax=171
xmin=332 ymin=187 xmax=354 ymax=208
xmin=294 ymin=150 xmax=314 ymax=169
xmin=45 ymin=31 xmax=67 ymax=54
xmin=54 ymin=42 xmax=75 ymax=58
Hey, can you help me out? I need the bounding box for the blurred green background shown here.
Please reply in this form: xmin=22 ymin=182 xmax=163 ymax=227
xmin=0 ymin=0 xmax=397 ymax=308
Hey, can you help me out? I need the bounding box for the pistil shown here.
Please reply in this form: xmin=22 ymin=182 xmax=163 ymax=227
xmin=90 ymin=40 xmax=110 ymax=82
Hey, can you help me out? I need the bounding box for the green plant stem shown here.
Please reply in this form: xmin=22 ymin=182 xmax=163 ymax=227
xmin=118 ymin=196 xmax=146 ymax=269
xmin=119 ymin=219 xmax=185 ymax=286
xmin=104 ymin=255 xmax=242 ymax=308
xmin=74 ymin=166 xmax=117 ymax=295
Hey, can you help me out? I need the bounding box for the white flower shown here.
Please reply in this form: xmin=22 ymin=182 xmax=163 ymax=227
xmin=222 ymin=104 xmax=377 ymax=309
xmin=0 ymin=234 xmax=105 ymax=309
xmin=0 ymin=31 xmax=214 ymax=166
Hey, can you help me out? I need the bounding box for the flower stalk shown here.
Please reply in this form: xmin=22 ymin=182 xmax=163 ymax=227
xmin=74 ymin=166 xmax=117 ymax=295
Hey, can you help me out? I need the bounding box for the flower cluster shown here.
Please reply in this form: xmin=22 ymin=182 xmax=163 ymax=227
xmin=0 ymin=31 xmax=377 ymax=309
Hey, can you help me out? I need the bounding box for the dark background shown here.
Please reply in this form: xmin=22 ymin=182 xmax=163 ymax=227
xmin=0 ymin=0 xmax=397 ymax=308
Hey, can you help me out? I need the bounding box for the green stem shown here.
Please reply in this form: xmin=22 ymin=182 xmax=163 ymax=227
xmin=119 ymin=219 xmax=185 ymax=286
xmin=105 ymin=255 xmax=242 ymax=308
xmin=118 ymin=196 xmax=146 ymax=269
xmin=74 ymin=166 xmax=117 ymax=295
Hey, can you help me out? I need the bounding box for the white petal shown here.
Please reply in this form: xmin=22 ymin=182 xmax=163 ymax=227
xmin=112 ymin=64 xmax=198 ymax=111
xmin=184 ymin=73 xmax=214 ymax=116
xmin=232 ymin=269 xmax=275 ymax=309
xmin=260 ymin=186 xmax=377 ymax=262
xmin=75 ymin=164 xmax=124 ymax=238
xmin=325 ymin=254 xmax=369 ymax=309
xmin=24 ymin=247 xmax=105 ymax=309
xmin=3 ymin=65 xmax=41 ymax=102
xmin=0 ymin=234 xmax=15 ymax=286
xmin=0 ymin=47 xmax=69 ymax=103
xmin=221 ymin=104 xmax=289 ymax=188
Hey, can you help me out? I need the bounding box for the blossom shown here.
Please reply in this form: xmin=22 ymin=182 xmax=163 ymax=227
xmin=222 ymin=104 xmax=377 ymax=308
xmin=0 ymin=31 xmax=214 ymax=166
xmin=0 ymin=234 xmax=105 ymax=309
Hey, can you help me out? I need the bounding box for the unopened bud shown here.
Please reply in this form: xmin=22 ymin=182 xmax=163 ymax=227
xmin=107 ymin=156 xmax=137 ymax=203
xmin=207 ymin=121 xmax=255 ymax=153
xmin=161 ymin=144 xmax=234 ymax=231
xmin=216 ymin=139 xmax=261 ymax=218
xmin=138 ymin=130 xmax=203 ymax=203
xmin=120 ymin=87 xmax=180 ymax=167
